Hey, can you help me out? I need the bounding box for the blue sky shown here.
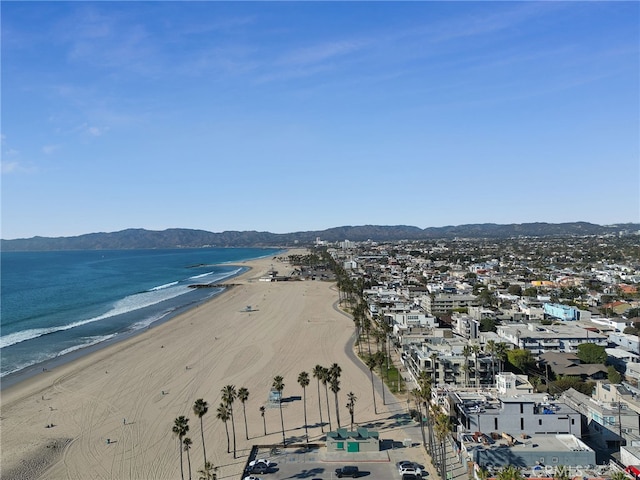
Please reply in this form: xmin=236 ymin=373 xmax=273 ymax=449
xmin=2 ymin=1 xmax=638 ymax=239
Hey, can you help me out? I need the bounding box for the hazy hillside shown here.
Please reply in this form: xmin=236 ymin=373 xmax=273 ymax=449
xmin=2 ymin=223 xmax=638 ymax=251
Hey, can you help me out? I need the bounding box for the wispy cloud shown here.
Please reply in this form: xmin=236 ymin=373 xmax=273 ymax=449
xmin=427 ymin=2 xmax=568 ymax=44
xmin=278 ymin=39 xmax=368 ymax=67
xmin=75 ymin=123 xmax=108 ymax=137
xmin=42 ymin=144 xmax=61 ymax=155
xmin=1 ymin=160 xmax=37 ymax=175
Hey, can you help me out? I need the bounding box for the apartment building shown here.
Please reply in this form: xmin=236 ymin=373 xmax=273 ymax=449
xmin=497 ymin=323 xmax=607 ymax=356
xmin=422 ymin=293 xmax=479 ymax=316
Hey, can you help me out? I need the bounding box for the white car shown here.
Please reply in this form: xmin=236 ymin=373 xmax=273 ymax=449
xmin=249 ymin=459 xmax=272 ymax=467
xmin=396 ymin=461 xmax=423 ymax=475
xmin=399 ymin=466 xmax=422 ymax=477
xmin=244 ymin=476 xmax=262 ymax=480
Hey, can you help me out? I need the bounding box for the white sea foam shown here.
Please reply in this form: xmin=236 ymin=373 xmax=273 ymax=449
xmin=56 ymin=334 xmax=118 ymax=358
xmin=130 ymin=310 xmax=173 ymax=330
xmin=0 ymin=334 xmax=119 ymax=377
xmin=188 ymin=271 xmax=215 ymax=280
xmin=149 ymin=281 xmax=179 ymax=291
xmin=0 ymin=284 xmax=193 ymax=349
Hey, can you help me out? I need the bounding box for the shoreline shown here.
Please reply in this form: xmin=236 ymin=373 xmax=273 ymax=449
xmin=1 ymin=248 xmax=406 ymax=480
xmin=0 ymin=265 xmax=252 ymax=391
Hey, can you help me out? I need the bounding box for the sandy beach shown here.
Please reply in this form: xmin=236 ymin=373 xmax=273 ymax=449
xmin=0 ymin=249 xmax=404 ymax=480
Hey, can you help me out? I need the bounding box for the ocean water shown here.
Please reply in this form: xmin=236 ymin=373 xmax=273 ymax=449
xmin=0 ymin=247 xmax=282 ymax=380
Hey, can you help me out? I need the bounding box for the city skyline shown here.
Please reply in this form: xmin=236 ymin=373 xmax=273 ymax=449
xmin=2 ymin=1 xmax=638 ymax=240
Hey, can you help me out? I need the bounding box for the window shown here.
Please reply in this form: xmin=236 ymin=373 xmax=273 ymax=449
xmin=495 ymin=418 xmax=498 ymax=430
xmin=539 ymin=419 xmax=542 ymax=426
xmin=336 ymin=442 xmax=344 ymax=450
xmin=520 ymin=418 xmax=524 ymax=430
xmin=571 ymin=419 xmax=575 ymax=425
xmin=520 ymin=404 xmax=524 ymax=414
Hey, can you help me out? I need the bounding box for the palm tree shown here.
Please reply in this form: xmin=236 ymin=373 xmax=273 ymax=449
xmin=415 ymin=370 xmax=433 ymax=453
xmin=198 ymin=461 xmax=217 ymax=480
xmin=216 ymin=403 xmax=230 ymax=454
xmin=485 ymin=340 xmax=497 ymax=385
xmin=298 ymin=371 xmax=310 ymax=442
xmin=554 ymin=465 xmax=571 ymax=480
xmin=238 ymin=387 xmax=250 ymax=440
xmin=476 ymin=466 xmax=490 ymax=480
xmin=183 ymin=437 xmax=193 ymax=480
xmin=410 ymin=388 xmax=427 ymax=449
xmin=434 ymin=408 xmax=451 ymax=480
xmin=365 ymin=355 xmax=378 ymax=414
xmin=221 ymin=385 xmax=237 ymax=458
xmin=329 ymin=363 xmax=342 ymax=428
xmin=495 ymin=342 xmax=509 ymax=374
xmin=374 ymin=351 xmax=386 ymax=405
xmin=320 ymin=367 xmax=333 ymax=431
xmin=272 ymin=375 xmax=286 ymax=446
xmin=312 ymin=365 xmax=325 ymax=432
xmin=497 ymin=465 xmax=524 ymax=480
xmin=380 ymin=319 xmax=393 ymax=382
xmin=192 ymin=399 xmax=209 ymax=467
xmin=346 ymin=392 xmax=357 ymax=431
xmin=610 ymin=472 xmax=627 ymax=480
xmin=462 ymin=345 xmax=472 ymax=387
xmin=259 ymin=405 xmax=267 ymax=435
xmin=362 ymin=316 xmax=372 ymax=355
xmin=172 ymin=416 xmax=189 ymax=480
xmin=471 ymin=343 xmax=481 ymax=387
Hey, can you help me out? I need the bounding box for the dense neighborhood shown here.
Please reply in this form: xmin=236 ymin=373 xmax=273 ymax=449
xmin=309 ymin=232 xmax=640 ymax=480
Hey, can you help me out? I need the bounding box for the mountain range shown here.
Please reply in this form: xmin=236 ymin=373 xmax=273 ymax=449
xmin=2 ymin=222 xmax=638 ymax=251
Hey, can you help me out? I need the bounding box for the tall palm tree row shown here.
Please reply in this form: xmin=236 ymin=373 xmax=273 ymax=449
xmin=434 ymin=407 xmax=453 ymax=480
xmin=298 ymin=371 xmax=310 ymax=442
xmin=416 ymin=371 xmax=434 ymax=456
xmin=172 ymin=416 xmax=189 ymax=480
xmin=272 ymin=375 xmax=286 ymax=446
xmin=312 ymin=365 xmax=325 ymax=433
xmin=221 ymin=385 xmax=237 ymax=458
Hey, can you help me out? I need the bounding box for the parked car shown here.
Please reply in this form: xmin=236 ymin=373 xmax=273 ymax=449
xmin=249 ymin=459 xmax=272 ymax=468
xmin=243 ymin=476 xmax=262 ymax=480
xmin=397 ymin=461 xmax=423 ymax=476
xmin=402 ymin=474 xmax=420 ymax=480
xmin=335 ymin=466 xmax=360 ymax=478
xmin=248 ymin=463 xmax=270 ymax=474
xmin=399 ymin=467 xmax=421 ymax=478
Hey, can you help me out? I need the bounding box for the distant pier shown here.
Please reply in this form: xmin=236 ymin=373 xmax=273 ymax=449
xmin=187 ymin=283 xmax=238 ymax=289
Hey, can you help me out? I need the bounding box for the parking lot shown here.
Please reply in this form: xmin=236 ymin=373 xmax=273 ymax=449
xmin=242 ymin=441 xmax=430 ymax=480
